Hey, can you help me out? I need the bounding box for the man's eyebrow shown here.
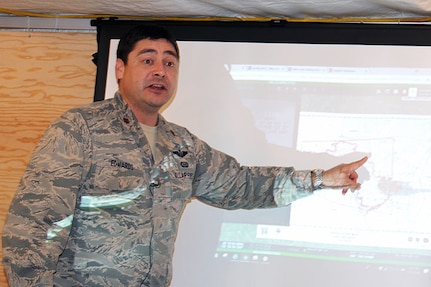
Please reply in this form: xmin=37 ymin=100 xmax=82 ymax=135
xmin=165 ymin=50 xmax=179 ymax=60
xmin=137 ymin=48 xmax=178 ymax=60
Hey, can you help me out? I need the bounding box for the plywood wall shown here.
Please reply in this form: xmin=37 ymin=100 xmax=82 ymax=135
xmin=0 ymin=30 xmax=97 ymax=286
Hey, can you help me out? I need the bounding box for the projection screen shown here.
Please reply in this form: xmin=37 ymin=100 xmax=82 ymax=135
xmin=92 ymin=20 xmax=431 ymax=287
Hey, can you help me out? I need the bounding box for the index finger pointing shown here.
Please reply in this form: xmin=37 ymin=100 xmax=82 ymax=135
xmin=349 ymin=156 xmax=368 ymax=170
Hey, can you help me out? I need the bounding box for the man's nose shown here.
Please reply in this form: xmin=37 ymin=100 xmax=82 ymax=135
xmin=152 ymin=63 xmax=166 ymax=77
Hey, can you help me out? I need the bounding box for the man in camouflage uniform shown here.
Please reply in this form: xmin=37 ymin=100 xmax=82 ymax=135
xmin=2 ymin=25 xmax=367 ymax=287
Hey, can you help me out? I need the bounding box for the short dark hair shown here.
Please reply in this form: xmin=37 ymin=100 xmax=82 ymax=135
xmin=116 ymin=24 xmax=180 ymax=64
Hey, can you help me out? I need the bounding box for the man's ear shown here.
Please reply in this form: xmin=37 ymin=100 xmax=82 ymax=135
xmin=115 ymin=58 xmax=125 ymax=80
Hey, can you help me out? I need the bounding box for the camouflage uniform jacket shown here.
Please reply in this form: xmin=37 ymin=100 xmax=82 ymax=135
xmin=2 ymin=93 xmax=314 ymax=287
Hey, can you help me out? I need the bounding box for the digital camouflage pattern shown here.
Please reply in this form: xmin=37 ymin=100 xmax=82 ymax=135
xmin=2 ymin=93 xmax=314 ymax=287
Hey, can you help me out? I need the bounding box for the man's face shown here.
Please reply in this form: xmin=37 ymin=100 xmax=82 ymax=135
xmin=115 ymin=38 xmax=179 ymax=115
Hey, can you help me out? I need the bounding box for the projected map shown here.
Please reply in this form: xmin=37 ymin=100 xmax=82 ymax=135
xmin=292 ymin=112 xmax=431 ymax=249
xmin=213 ymin=64 xmax=431 ymax=272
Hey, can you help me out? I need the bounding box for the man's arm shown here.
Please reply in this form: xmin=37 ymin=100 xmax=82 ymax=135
xmin=191 ymin=135 xmax=367 ymax=210
xmin=2 ymin=112 xmax=89 ymax=286
xmin=191 ymin=137 xmax=315 ymax=210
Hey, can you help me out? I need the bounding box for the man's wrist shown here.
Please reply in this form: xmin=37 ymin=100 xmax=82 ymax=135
xmin=311 ymin=169 xmax=325 ymax=190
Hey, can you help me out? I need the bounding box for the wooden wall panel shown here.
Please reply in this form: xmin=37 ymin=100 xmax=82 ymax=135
xmin=0 ymin=30 xmax=97 ymax=286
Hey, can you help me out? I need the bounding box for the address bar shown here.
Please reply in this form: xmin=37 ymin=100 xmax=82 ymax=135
xmin=227 ymin=64 xmax=431 ymax=85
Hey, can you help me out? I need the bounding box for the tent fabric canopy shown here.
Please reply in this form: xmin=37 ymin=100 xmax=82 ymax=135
xmin=1 ymin=0 xmax=431 ymax=21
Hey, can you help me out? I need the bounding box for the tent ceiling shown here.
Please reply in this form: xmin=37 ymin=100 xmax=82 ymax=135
xmin=1 ymin=0 xmax=431 ymax=21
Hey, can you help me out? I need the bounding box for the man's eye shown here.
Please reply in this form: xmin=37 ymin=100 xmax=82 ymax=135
xmin=165 ymin=61 xmax=176 ymax=67
xmin=143 ymin=59 xmax=152 ymax=64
